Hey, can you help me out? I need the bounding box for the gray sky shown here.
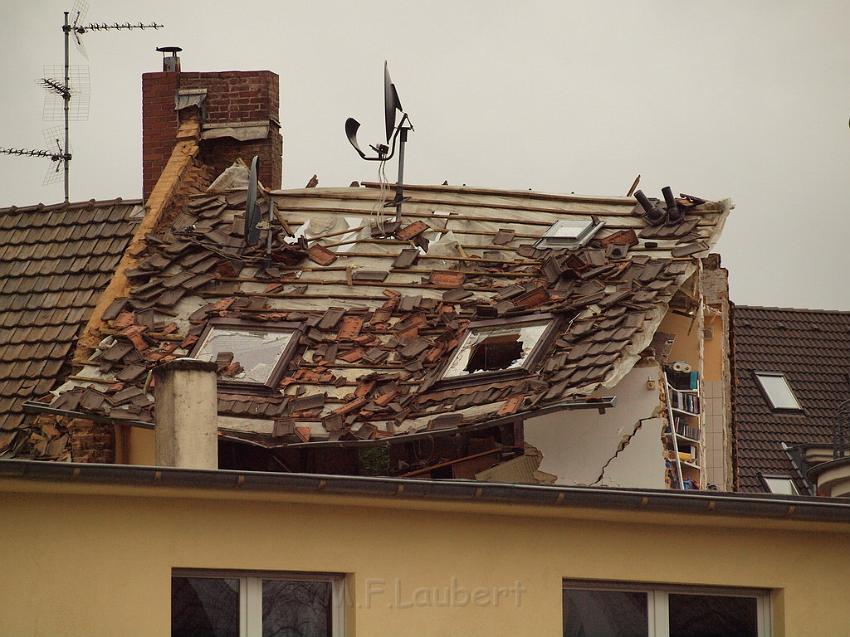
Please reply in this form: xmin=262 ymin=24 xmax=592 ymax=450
xmin=2 ymin=0 xmax=850 ymax=310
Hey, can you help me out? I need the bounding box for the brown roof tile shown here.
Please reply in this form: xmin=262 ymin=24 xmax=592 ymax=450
xmin=0 ymin=199 xmax=140 ymax=435
xmin=732 ymin=305 xmax=850 ymax=493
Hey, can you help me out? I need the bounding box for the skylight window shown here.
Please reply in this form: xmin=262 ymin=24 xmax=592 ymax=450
xmin=535 ymin=217 xmax=604 ymax=249
xmin=441 ymin=317 xmax=554 ymax=381
xmin=193 ymin=321 xmax=299 ymax=388
xmin=755 ymin=372 xmax=802 ymax=411
xmin=761 ymin=475 xmax=799 ymax=495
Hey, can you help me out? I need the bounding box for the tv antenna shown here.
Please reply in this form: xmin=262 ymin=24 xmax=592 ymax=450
xmin=344 ymin=61 xmax=413 ymax=222
xmin=0 ymin=146 xmax=65 ymax=187
xmin=56 ymin=0 xmax=162 ymax=202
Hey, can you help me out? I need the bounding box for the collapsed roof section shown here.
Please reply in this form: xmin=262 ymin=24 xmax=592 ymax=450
xmin=37 ymin=181 xmax=730 ymax=452
xmin=0 ymin=199 xmax=142 ymax=456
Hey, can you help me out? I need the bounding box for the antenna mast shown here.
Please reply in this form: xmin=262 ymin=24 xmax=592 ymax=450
xmin=2 ymin=3 xmax=160 ymax=203
xmin=56 ymin=2 xmax=162 ymax=202
xmin=62 ymin=11 xmax=71 ymax=203
xmin=344 ymin=62 xmax=413 ymax=224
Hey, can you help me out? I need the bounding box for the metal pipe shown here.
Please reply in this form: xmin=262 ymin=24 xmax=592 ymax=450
xmin=280 ymin=396 xmax=617 ymax=449
xmin=634 ymin=190 xmax=665 ymax=226
xmin=394 ymin=127 xmax=407 ymax=222
xmin=22 ymin=401 xmax=155 ymax=430
xmin=662 ymin=186 xmax=683 ymax=224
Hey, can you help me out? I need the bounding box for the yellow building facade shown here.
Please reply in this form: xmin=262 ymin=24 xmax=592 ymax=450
xmin=2 ymin=460 xmax=850 ymax=636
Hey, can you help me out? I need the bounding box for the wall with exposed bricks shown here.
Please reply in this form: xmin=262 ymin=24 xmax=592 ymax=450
xmin=142 ymin=70 xmax=282 ymax=199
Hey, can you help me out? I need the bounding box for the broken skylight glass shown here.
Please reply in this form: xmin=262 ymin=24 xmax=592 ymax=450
xmin=535 ymin=217 xmax=604 ymax=249
xmin=194 ymin=327 xmax=295 ymax=384
xmin=442 ymin=320 xmax=551 ymax=379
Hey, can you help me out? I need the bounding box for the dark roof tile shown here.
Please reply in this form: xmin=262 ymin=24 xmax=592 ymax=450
xmin=0 ymin=200 xmax=140 ymax=433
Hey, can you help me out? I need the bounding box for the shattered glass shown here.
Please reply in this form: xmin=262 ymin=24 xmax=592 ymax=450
xmin=196 ymin=328 xmax=294 ymax=384
xmin=443 ymin=321 xmax=550 ymax=378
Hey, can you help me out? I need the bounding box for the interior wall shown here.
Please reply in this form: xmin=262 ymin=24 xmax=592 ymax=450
xmin=658 ymin=311 xmax=702 ymax=371
xmin=525 ymin=364 xmax=666 ymax=488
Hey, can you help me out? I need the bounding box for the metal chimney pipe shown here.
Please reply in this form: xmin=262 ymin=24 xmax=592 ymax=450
xmin=156 ymin=46 xmax=182 ymax=72
xmin=154 ymin=358 xmax=218 ymax=469
xmin=634 ymin=190 xmax=666 ymax=226
xmin=662 ymin=186 xmax=683 ymax=225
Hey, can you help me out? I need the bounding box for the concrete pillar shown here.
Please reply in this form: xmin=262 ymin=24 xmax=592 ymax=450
xmin=154 ymin=359 xmax=219 ymax=469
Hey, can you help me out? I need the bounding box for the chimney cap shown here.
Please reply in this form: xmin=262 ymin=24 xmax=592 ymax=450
xmin=156 ymin=46 xmax=183 ymax=54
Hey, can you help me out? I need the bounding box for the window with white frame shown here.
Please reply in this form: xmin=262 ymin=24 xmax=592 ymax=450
xmin=192 ymin=321 xmax=300 ymax=389
xmin=761 ymin=474 xmax=800 ymax=495
xmin=440 ymin=317 xmax=555 ymax=381
xmin=172 ymin=570 xmax=345 ymax=637
xmin=754 ymin=372 xmax=802 ymax=411
xmin=563 ymin=581 xmax=771 ymax=637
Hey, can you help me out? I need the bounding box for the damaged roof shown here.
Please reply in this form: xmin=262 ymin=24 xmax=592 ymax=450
xmin=0 ymin=199 xmax=142 ymax=453
xmin=731 ymin=305 xmax=850 ymax=492
xmin=37 ymin=182 xmax=730 ymax=451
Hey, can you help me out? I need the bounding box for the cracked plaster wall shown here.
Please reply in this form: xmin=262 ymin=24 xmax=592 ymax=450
xmin=524 ymin=364 xmax=666 ymax=488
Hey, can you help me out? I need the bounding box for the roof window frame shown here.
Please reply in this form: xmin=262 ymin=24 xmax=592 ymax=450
xmin=758 ymin=473 xmax=801 ymax=495
xmin=753 ymin=371 xmax=803 ymax=412
xmin=191 ymin=317 xmax=303 ymax=395
xmin=435 ymin=313 xmax=561 ymax=390
xmin=534 ymin=217 xmax=605 ymax=250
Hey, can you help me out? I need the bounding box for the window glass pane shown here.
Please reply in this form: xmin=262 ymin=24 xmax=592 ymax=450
xmin=196 ymin=328 xmax=293 ymax=383
xmin=755 ymin=374 xmax=801 ymax=410
xmin=563 ymin=589 xmax=648 ymax=637
xmin=262 ymin=579 xmax=332 ymax=637
xmin=669 ymin=594 xmax=757 ymax=637
xmin=764 ymin=476 xmax=799 ymax=495
xmin=172 ymin=576 xmax=239 ymax=637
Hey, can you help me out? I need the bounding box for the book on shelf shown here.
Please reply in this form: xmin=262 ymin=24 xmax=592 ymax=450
xmin=667 ymin=369 xmax=699 ymax=390
xmin=670 ymin=390 xmax=700 ymax=414
xmin=671 ymin=418 xmax=700 ymax=441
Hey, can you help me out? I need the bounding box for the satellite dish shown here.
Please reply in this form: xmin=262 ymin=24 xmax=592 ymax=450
xmin=245 ymin=155 xmax=261 ymax=245
xmin=345 ymin=118 xmax=366 ymax=158
xmin=343 ymin=61 xmax=414 ymax=223
xmin=383 ymin=61 xmax=402 ymax=142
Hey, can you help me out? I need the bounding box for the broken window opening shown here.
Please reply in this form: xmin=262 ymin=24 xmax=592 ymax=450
xmin=441 ymin=317 xmax=554 ymax=381
xmin=192 ymin=321 xmax=300 ymax=388
xmin=465 ymin=333 xmax=524 ymax=373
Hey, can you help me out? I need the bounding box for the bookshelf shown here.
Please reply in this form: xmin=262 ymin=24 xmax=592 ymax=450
xmin=663 ymin=369 xmax=703 ymax=490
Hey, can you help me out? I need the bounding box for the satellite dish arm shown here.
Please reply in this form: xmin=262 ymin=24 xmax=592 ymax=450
xmin=345 ymin=113 xmax=411 ymax=162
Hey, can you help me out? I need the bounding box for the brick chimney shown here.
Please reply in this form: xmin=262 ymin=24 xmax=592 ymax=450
xmin=142 ymin=51 xmax=282 ymax=199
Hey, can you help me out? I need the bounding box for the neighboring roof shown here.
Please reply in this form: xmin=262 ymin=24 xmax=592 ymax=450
xmin=43 ymin=183 xmax=729 ymax=448
xmin=3 ymin=458 xmax=850 ymax=526
xmin=0 ymin=199 xmax=142 ymax=452
xmin=731 ymin=305 xmax=850 ymax=492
